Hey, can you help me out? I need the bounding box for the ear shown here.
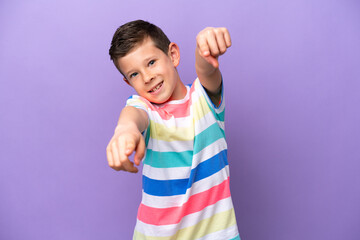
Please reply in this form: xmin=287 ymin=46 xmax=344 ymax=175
xmin=168 ymin=42 xmax=180 ymax=67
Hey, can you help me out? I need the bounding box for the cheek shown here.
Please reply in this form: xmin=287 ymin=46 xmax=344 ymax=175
xmin=130 ymin=81 xmax=143 ymax=92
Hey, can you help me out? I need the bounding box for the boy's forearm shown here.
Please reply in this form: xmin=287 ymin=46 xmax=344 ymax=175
xmin=116 ymin=106 xmax=148 ymax=133
xmin=194 ymin=27 xmax=230 ymax=96
xmin=195 ymin=48 xmax=222 ymax=94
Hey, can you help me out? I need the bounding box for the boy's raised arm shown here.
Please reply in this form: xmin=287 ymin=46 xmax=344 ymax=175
xmin=106 ymin=106 xmax=149 ymax=173
xmin=195 ymin=27 xmax=231 ymax=106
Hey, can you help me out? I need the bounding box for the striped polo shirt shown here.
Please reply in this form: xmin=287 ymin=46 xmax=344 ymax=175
xmin=126 ymin=78 xmax=240 ymax=240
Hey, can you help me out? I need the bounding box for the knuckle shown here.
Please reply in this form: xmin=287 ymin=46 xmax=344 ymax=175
xmin=107 ymin=141 xmax=114 ymax=150
xmin=118 ymin=155 xmax=125 ymax=162
xmin=206 ymin=28 xmax=214 ymax=36
xmin=196 ymin=36 xmax=205 ymax=45
xmin=114 ymin=161 xmax=121 ymax=168
xmin=119 ymin=155 xmax=129 ymax=163
xmin=220 ymin=46 xmax=227 ymax=53
xmin=211 ymin=48 xmax=220 ymax=55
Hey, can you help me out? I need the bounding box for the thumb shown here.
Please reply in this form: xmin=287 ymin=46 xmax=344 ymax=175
xmin=134 ymin=136 xmax=145 ymax=166
xmin=204 ymin=55 xmax=219 ymax=69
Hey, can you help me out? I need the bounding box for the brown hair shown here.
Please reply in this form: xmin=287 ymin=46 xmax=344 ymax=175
xmin=109 ymin=20 xmax=171 ymax=73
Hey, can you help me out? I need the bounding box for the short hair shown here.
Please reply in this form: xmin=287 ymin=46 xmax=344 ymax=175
xmin=109 ymin=20 xmax=171 ymax=72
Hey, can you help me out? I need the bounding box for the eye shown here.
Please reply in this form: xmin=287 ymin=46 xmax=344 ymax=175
xmin=148 ymin=60 xmax=156 ymax=66
xmin=129 ymin=72 xmax=138 ymax=79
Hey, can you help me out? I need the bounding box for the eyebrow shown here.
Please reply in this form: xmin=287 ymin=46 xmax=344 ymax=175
xmin=124 ymin=69 xmax=135 ymax=78
xmin=143 ymin=56 xmax=156 ymax=64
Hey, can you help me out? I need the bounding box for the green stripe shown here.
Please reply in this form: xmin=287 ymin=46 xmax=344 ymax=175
xmin=217 ymin=109 xmax=225 ymax=121
xmin=205 ymin=99 xmax=225 ymax=121
xmin=202 ymin=88 xmax=225 ymax=122
xmin=230 ymin=235 xmax=241 ymax=240
xmin=144 ymin=150 xmax=193 ymax=168
xmin=194 ymin=123 xmax=225 ymax=154
xmin=144 ymin=125 xmax=150 ymax=146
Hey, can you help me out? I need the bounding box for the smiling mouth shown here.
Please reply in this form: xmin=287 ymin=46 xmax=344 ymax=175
xmin=149 ymin=81 xmax=163 ymax=93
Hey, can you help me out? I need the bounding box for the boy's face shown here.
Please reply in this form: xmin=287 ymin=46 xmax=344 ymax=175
xmin=117 ymin=38 xmax=185 ymax=104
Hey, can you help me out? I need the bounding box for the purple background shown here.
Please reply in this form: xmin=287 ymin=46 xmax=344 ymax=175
xmin=1 ymin=0 xmax=359 ymax=239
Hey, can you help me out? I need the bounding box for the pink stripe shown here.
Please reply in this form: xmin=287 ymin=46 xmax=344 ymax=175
xmin=137 ymin=177 xmax=231 ymax=225
xmin=140 ymin=85 xmax=196 ymax=120
xmin=161 ymin=100 xmax=191 ymax=118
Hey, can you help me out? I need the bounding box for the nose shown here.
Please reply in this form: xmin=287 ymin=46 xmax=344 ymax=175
xmin=143 ymin=70 xmax=154 ymax=84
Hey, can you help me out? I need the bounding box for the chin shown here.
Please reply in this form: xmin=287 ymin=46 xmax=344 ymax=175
xmin=149 ymin=95 xmax=170 ymax=104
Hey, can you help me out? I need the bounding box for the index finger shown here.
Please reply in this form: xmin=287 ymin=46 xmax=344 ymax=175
xmin=197 ymin=35 xmax=210 ymax=57
xmin=223 ymin=28 xmax=232 ymax=48
xmin=122 ymin=138 xmax=139 ymax=173
xmin=116 ymin=137 xmax=137 ymax=173
xmin=122 ymin=159 xmax=138 ymax=173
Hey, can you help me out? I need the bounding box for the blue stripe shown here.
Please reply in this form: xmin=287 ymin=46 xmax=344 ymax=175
xmin=142 ymin=176 xmax=189 ymax=196
xmin=142 ymin=149 xmax=228 ymax=196
xmin=188 ymin=149 xmax=228 ymax=185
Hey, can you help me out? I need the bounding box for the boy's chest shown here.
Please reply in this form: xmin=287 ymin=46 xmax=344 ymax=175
xmin=149 ymin=110 xmax=195 ymax=142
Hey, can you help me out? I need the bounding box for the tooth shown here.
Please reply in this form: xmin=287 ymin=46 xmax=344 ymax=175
xmin=150 ymin=82 xmax=163 ymax=93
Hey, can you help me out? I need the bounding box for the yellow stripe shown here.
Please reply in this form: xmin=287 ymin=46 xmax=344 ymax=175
xmin=134 ymin=208 xmax=236 ymax=240
xmin=148 ymin=96 xmax=213 ymax=141
xmin=193 ymin=95 xmax=212 ymax=122
xmin=148 ymin=95 xmax=212 ymax=142
xmin=149 ymin=120 xmax=194 ymax=141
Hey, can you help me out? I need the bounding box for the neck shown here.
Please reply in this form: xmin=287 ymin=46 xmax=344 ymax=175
xmin=169 ymin=76 xmax=187 ymax=101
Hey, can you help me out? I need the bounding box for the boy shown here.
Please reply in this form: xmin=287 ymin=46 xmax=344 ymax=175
xmin=107 ymin=20 xmax=240 ymax=240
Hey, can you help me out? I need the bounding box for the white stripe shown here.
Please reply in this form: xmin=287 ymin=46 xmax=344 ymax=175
xmin=192 ymin=138 xmax=227 ymax=168
xmin=194 ymin=78 xmax=225 ymax=114
xmin=192 ymin=90 xmax=225 ymax=133
xmin=155 ymin=85 xmax=191 ymax=106
xmin=143 ymin=165 xmax=191 ymax=180
xmin=141 ymin=165 xmax=230 ymax=208
xmin=176 ymin=197 xmax=235 ymax=229
xmin=217 ymin=118 xmax=225 ymax=131
xmin=147 ymin=138 xmax=194 ymax=152
xmin=195 ymin=111 xmax=217 ymax=135
xmin=143 ymin=138 xmax=226 ymax=180
xmin=146 ymin=85 xmax=192 ymax=128
xmin=189 ymin=165 xmax=230 ymax=197
xmin=135 ymin=197 xmax=235 ymax=237
xmin=140 ymin=191 xmax=187 ymax=209
xmin=148 ymin=109 xmax=193 ymax=128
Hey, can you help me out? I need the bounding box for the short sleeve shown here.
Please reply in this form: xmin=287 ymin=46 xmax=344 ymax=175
xmin=126 ymin=95 xmax=149 ymax=112
xmin=125 ymin=95 xmax=150 ymax=137
xmin=194 ymin=78 xmax=225 ymax=123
